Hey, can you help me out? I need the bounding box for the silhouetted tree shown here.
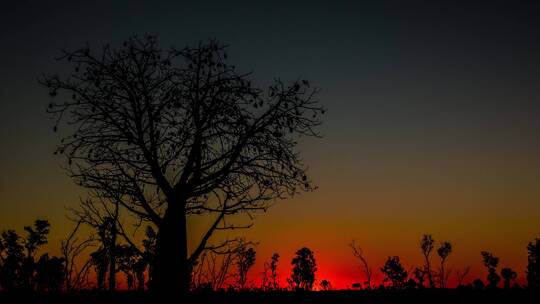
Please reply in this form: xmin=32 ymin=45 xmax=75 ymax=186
xmin=23 ymin=220 xmax=50 ymax=259
xmin=319 ymin=279 xmax=332 ymax=291
xmin=456 ymin=266 xmax=471 ymax=287
xmin=74 ymin=198 xmax=121 ymax=291
xmin=117 ymin=245 xmax=143 ymax=290
xmin=269 ymin=253 xmax=280 ymax=290
xmin=191 ymin=241 xmax=240 ymax=290
xmin=437 ymin=241 xmax=452 ymax=288
xmin=235 ymin=244 xmax=256 ymax=289
xmin=0 ymin=230 xmax=25 ymax=290
xmin=61 ymin=221 xmax=95 ymax=291
xmin=20 ymin=220 xmax=51 ymax=290
xmin=261 ymin=253 xmax=280 ymax=291
xmin=74 ymin=199 xmax=156 ymax=290
xmin=90 ymin=247 xmax=109 ymax=290
xmin=132 ymin=258 xmax=147 ymax=290
xmin=0 ymin=220 xmax=59 ymax=292
xmin=350 ymin=240 xmax=372 ymax=289
xmin=527 ymin=238 xmax=540 ymax=288
xmin=380 ymin=256 xmax=408 ymax=289
xmin=141 ymin=226 xmax=157 ymax=287
xmin=290 ymin=247 xmax=317 ymax=291
xmin=92 ymin=218 xmax=117 ymax=290
xmin=481 ymin=251 xmax=500 ymax=289
xmin=42 ymin=34 xmax=324 ymax=296
xmin=34 ymin=254 xmax=65 ymax=292
xmin=501 ymin=267 xmax=517 ymax=289
xmin=420 ymin=234 xmax=435 ymax=288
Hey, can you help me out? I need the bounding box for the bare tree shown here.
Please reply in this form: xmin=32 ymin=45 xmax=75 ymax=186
xmin=456 ymin=266 xmax=471 ymax=286
xmin=349 ymin=240 xmax=372 ymax=289
xmin=61 ymin=221 xmax=95 ymax=291
xmin=191 ymin=241 xmax=242 ymax=290
xmin=443 ymin=268 xmax=452 ymax=288
xmin=42 ymin=34 xmax=325 ymax=296
xmin=71 ymin=197 xmax=122 ymax=291
xmin=420 ymin=234 xmax=435 ymax=288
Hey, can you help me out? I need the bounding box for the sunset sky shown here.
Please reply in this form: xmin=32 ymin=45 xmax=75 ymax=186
xmin=2 ymin=0 xmax=540 ymax=289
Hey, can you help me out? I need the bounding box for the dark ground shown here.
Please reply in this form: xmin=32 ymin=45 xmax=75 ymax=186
xmin=0 ymin=289 xmax=539 ymax=304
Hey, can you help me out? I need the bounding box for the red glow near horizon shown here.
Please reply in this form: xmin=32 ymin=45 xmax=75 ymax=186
xmin=102 ymin=250 xmax=528 ymax=291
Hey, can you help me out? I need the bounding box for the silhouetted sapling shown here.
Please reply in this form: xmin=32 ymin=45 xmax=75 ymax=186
xmin=350 ymin=240 xmax=373 ymax=289
xmin=437 ymin=241 xmax=452 ymax=288
xmin=235 ymin=244 xmax=256 ymax=289
xmin=420 ymin=234 xmax=435 ymax=288
xmin=261 ymin=253 xmax=280 ymax=291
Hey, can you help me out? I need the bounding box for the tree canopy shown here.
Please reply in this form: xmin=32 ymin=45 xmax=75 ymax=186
xmin=42 ymin=34 xmax=325 ymax=294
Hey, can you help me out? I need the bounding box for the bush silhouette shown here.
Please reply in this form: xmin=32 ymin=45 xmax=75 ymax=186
xmin=381 ymin=256 xmax=408 ymax=289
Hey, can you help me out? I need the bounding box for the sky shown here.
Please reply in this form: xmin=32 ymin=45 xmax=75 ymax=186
xmin=2 ymin=0 xmax=540 ymax=289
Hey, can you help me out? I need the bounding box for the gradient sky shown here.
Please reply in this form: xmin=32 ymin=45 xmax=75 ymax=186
xmin=2 ymin=0 xmax=540 ymax=289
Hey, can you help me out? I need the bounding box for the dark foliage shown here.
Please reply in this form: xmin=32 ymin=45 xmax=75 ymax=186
xmin=437 ymin=241 xmax=452 ymax=288
xmin=481 ymin=251 xmax=501 ymax=289
xmin=527 ymin=238 xmax=540 ymax=289
xmin=290 ymin=247 xmax=317 ymax=291
xmin=235 ymin=245 xmax=256 ymax=289
xmin=380 ymin=256 xmax=408 ymax=289
xmin=500 ymin=268 xmax=517 ymax=289
xmin=261 ymin=253 xmax=280 ymax=291
xmin=420 ymin=234 xmax=435 ymax=288
xmin=0 ymin=220 xmax=65 ymax=292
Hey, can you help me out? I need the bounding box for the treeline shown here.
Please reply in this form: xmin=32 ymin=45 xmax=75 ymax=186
xmin=0 ymin=219 xmax=156 ymax=292
xmin=2 ymin=220 xmax=540 ymax=293
xmin=0 ymin=218 xmax=316 ymax=293
xmin=349 ymin=234 xmax=540 ymax=291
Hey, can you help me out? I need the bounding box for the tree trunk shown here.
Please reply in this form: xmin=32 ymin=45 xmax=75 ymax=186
xmin=439 ymin=262 xmax=444 ymax=288
xmin=153 ymin=203 xmax=189 ymax=298
xmin=425 ymin=257 xmax=434 ymax=288
xmin=97 ymin=261 xmax=107 ymax=290
xmin=108 ymin=227 xmax=117 ymax=291
xmin=108 ymin=203 xmax=119 ymax=291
